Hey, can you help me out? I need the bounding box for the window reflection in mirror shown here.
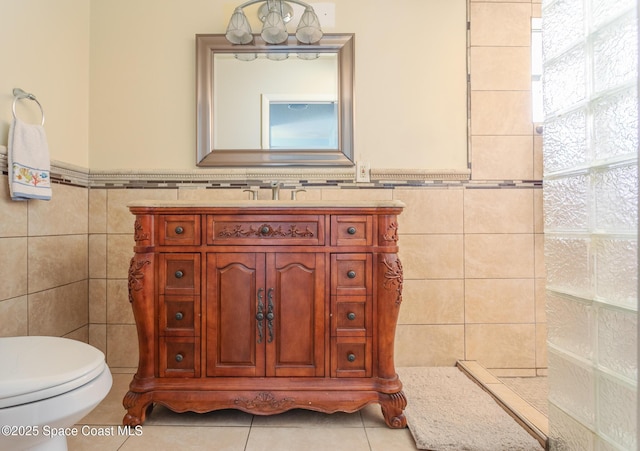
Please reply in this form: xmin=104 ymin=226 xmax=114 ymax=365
xmin=267 ymin=101 xmax=338 ymax=149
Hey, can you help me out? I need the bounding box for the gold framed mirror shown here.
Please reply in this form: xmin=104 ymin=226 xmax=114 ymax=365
xmin=196 ymin=33 xmax=354 ymax=167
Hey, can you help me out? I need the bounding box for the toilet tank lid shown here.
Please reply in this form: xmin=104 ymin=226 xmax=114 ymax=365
xmin=0 ymin=336 xmax=107 ymax=403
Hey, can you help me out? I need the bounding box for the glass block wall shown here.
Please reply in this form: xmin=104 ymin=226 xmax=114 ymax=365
xmin=542 ymin=0 xmax=638 ymax=449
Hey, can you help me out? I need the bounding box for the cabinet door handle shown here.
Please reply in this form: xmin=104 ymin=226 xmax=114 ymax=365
xmin=267 ymin=288 xmax=275 ymax=343
xmin=175 ymin=353 xmax=184 ymax=362
xmin=347 ymin=312 xmax=356 ymax=321
xmin=175 ymin=312 xmax=184 ymax=321
xmin=256 ymin=288 xmax=265 ymax=344
xmin=175 ymin=226 xmax=184 ymax=234
xmin=347 ymin=226 xmax=357 ymax=235
xmin=347 ymin=270 xmax=356 ymax=279
xmin=175 ymin=270 xmax=184 ymax=279
xmin=347 ymin=353 xmax=356 ymax=362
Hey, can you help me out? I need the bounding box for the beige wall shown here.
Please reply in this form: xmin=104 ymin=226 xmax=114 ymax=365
xmin=0 ymin=0 xmax=546 ymax=376
xmin=0 ymin=0 xmax=90 ymax=167
xmin=88 ymin=0 xmax=467 ymax=170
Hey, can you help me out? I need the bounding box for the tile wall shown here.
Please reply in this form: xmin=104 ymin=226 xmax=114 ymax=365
xmin=0 ymin=0 xmax=546 ymax=376
xmin=0 ymin=175 xmax=89 ymax=340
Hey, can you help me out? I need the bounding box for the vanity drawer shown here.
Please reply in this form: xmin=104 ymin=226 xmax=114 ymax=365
xmin=158 ymin=215 xmax=201 ymax=246
xmin=206 ymin=215 xmax=324 ymax=246
xmin=331 ymin=254 xmax=372 ymax=297
xmin=331 ymin=215 xmax=372 ymax=246
xmin=159 ymin=295 xmax=199 ymax=336
xmin=331 ymin=296 xmax=371 ymax=337
xmin=159 ymin=337 xmax=200 ymax=378
xmin=159 ymin=254 xmax=200 ymax=296
xmin=331 ymin=337 xmax=372 ymax=378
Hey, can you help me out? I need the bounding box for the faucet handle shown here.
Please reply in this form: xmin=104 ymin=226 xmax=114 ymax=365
xmin=243 ymin=189 xmax=258 ymax=200
xmin=291 ymin=189 xmax=306 ymax=200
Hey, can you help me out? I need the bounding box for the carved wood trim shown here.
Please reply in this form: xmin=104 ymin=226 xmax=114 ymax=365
xmin=383 ymin=222 xmax=399 ymax=242
xmin=234 ymin=392 xmax=296 ymax=412
xmin=382 ymin=257 xmax=403 ymax=306
xmin=134 ymin=219 xmax=150 ymax=242
xmin=128 ymin=257 xmax=151 ymax=303
xmin=218 ymin=224 xmax=315 ymax=238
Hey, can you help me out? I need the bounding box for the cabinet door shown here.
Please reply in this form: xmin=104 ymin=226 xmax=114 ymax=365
xmin=206 ymin=252 xmax=325 ymax=378
xmin=266 ymin=253 xmax=325 ymax=377
xmin=206 ymin=253 xmax=265 ymax=377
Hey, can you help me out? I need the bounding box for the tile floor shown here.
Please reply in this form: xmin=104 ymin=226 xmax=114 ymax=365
xmin=69 ymin=371 xmax=420 ymax=451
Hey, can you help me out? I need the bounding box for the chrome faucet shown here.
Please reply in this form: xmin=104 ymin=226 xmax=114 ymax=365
xmin=291 ymin=189 xmax=306 ymax=200
xmin=270 ymin=181 xmax=281 ymax=200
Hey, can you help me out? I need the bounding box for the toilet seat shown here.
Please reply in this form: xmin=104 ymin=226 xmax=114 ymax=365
xmin=0 ymin=336 xmax=108 ymax=409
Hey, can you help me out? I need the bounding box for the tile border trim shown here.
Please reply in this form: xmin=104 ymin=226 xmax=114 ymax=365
xmin=1 ymin=147 xmax=543 ymax=189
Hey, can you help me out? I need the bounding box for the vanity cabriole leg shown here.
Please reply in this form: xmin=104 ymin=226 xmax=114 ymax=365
xmin=122 ymin=390 xmax=154 ymax=426
xmin=124 ymin=214 xmax=157 ymax=426
xmin=375 ymin=215 xmax=406 ymax=426
xmin=379 ymin=391 xmax=408 ymax=428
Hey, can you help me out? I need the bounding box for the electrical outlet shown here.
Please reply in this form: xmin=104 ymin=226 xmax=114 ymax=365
xmin=356 ymin=161 xmax=370 ymax=183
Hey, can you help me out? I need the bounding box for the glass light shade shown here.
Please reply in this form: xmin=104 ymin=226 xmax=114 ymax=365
xmin=225 ymin=8 xmax=253 ymax=44
xmin=261 ymin=8 xmax=288 ymax=44
xmin=258 ymin=1 xmax=293 ymax=24
xmin=297 ymin=52 xmax=319 ymax=60
xmin=295 ymin=7 xmax=323 ymax=44
xmin=234 ymin=53 xmax=258 ymax=61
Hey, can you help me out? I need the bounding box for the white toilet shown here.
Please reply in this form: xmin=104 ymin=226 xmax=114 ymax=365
xmin=0 ymin=336 xmax=112 ymax=451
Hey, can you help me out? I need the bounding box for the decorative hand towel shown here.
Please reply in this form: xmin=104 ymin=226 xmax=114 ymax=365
xmin=8 ymin=117 xmax=52 ymax=201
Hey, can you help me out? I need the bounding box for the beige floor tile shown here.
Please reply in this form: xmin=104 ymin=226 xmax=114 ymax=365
xmin=251 ymin=409 xmax=363 ymax=428
xmin=246 ymin=426 xmax=370 ymax=451
xmin=145 ymin=405 xmax=253 ymax=427
xmin=360 ymin=404 xmax=388 ymax=428
xmin=67 ymin=425 xmax=129 ymax=451
xmin=366 ymin=426 xmax=419 ymax=451
xmin=119 ymin=425 xmax=249 ymax=451
xmin=80 ymin=373 xmax=130 ymax=425
xmin=72 ymin=371 xmax=418 ymax=451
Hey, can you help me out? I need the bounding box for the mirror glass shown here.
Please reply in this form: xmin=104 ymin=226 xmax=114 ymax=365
xmin=196 ymin=34 xmax=354 ymax=167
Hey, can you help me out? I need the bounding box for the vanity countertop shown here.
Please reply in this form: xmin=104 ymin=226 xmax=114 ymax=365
xmin=127 ymin=199 xmax=406 ymax=209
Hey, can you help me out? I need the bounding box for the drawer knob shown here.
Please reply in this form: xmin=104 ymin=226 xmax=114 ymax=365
xmin=175 ymin=270 xmax=184 ymax=279
xmin=261 ymin=226 xmax=270 ymax=235
xmin=175 ymin=312 xmax=184 ymax=321
xmin=175 ymin=226 xmax=184 ymax=234
xmin=347 ymin=312 xmax=356 ymax=321
xmin=347 ymin=226 xmax=357 ymax=235
xmin=175 ymin=353 xmax=184 ymax=362
xmin=347 ymin=353 xmax=356 ymax=362
xmin=347 ymin=270 xmax=356 ymax=279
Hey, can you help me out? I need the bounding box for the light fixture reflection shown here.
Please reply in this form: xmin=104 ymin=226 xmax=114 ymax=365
xmin=224 ymin=0 xmax=323 ymax=46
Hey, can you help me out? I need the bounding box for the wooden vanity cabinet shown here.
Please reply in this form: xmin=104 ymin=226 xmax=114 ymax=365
xmin=124 ymin=202 xmax=406 ymax=429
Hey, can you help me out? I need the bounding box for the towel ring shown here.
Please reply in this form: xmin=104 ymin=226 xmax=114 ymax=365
xmin=12 ymin=88 xmax=45 ymax=126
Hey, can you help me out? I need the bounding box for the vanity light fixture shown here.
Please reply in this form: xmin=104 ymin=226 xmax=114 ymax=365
xmin=225 ymin=0 xmax=323 ymax=45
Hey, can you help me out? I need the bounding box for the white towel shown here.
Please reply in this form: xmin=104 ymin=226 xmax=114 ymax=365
xmin=8 ymin=117 xmax=52 ymax=201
